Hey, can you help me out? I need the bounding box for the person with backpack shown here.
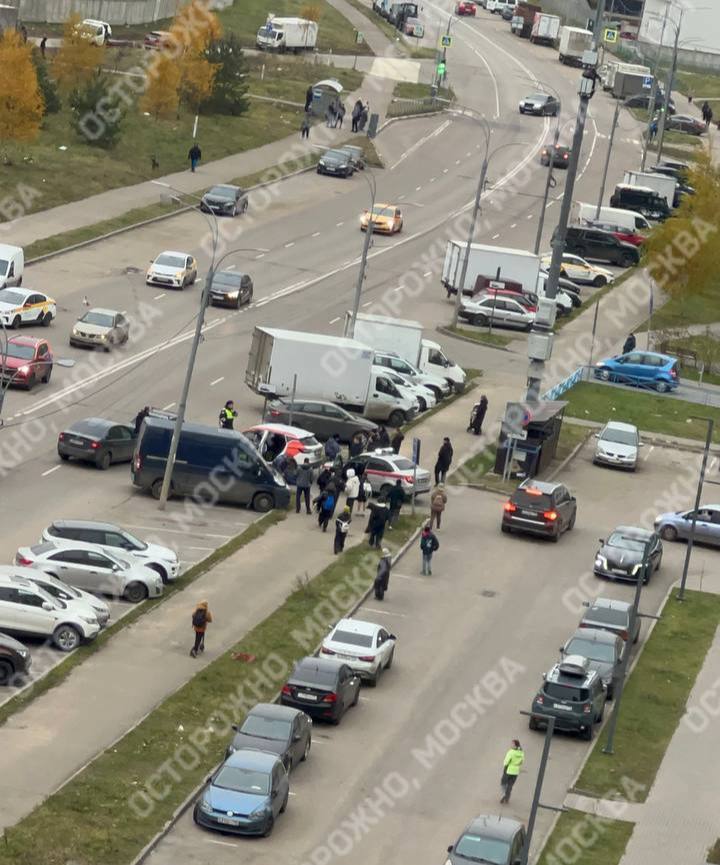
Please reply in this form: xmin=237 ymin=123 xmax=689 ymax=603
xmin=429 ymin=483 xmax=447 ymax=529
xmin=387 ymin=479 xmax=405 ymax=527
xmin=317 ymin=485 xmax=337 ymax=532
xmin=419 ymin=523 xmax=439 ymax=575
xmin=190 ymin=600 xmax=212 ymax=657
xmin=367 ymin=496 xmax=389 ymax=548
xmin=334 ymin=505 xmax=351 ymax=554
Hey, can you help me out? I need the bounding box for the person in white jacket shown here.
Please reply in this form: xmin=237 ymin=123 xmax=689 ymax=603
xmin=345 ymin=468 xmax=360 ymax=513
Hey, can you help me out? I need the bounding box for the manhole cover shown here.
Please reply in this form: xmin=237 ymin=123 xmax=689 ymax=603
xmin=480 ymin=589 xmax=497 ymax=598
xmin=124 ymin=266 xmax=142 ymax=275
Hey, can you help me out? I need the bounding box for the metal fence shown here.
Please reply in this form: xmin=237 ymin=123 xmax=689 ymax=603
xmin=386 ymin=96 xmax=447 ymax=118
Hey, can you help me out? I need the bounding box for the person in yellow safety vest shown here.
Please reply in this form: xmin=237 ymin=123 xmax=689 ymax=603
xmin=219 ymin=400 xmax=238 ymax=430
xmin=500 ymin=739 xmax=524 ymax=804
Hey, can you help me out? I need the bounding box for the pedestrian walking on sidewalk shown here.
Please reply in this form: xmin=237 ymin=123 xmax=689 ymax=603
xmin=295 ymin=458 xmax=314 ymax=514
xmin=429 ymin=483 xmax=447 ymax=529
xmin=336 ymin=102 xmax=346 ymax=128
xmin=134 ymin=405 xmax=150 ymax=435
xmin=317 ymin=465 xmax=333 ymax=492
xmin=367 ymin=496 xmax=389 ymax=547
xmin=373 ymin=548 xmax=392 ymax=600
xmin=356 ymin=476 xmax=371 ymax=515
xmin=419 ymin=523 xmax=439 ymax=575
xmin=622 ymin=332 xmax=636 ymax=354
xmin=387 ymin=479 xmax=405 ymax=527
xmin=40 ymin=35 xmax=47 ymax=57
xmin=434 ymin=437 xmax=453 ymax=484
xmin=334 ymin=506 xmax=351 ymax=553
xmin=468 ymin=394 xmax=488 ymax=435
xmin=188 ymin=142 xmax=202 ymax=173
xmin=301 ymin=114 xmax=310 ymax=139
xmin=345 ymin=467 xmax=360 ymax=513
xmin=391 ymin=429 xmax=404 ymax=453
xmin=190 ymin=600 xmax=212 ymax=657
xmin=317 ymin=485 xmax=336 ymax=532
xmin=325 ymin=433 xmax=341 ymax=462
xmin=351 ymin=99 xmax=362 ymax=132
xmin=500 ymin=739 xmax=524 ymax=804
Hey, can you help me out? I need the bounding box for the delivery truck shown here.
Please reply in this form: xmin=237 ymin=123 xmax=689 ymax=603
xmin=613 ymin=70 xmax=652 ymax=100
xmin=245 ymin=327 xmax=416 ymax=427
xmin=530 ymin=12 xmax=561 ymax=45
xmin=350 ymin=312 xmax=467 ymax=392
xmin=442 ymin=241 xmax=541 ymax=296
xmin=256 ymin=17 xmax=318 ymax=51
xmin=623 ymin=170 xmax=677 ymax=209
xmin=558 ymin=26 xmax=592 ymax=66
xmin=602 ymin=61 xmax=649 ymax=92
xmin=511 ymin=2 xmax=541 ymax=38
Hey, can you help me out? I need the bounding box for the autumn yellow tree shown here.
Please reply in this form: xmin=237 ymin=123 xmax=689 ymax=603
xmin=300 ymin=3 xmax=322 ymax=22
xmin=53 ymin=13 xmax=102 ymax=94
xmin=141 ymin=54 xmax=182 ymax=119
xmin=169 ymin=0 xmax=220 ymax=111
xmin=0 ymin=30 xmax=44 ymax=162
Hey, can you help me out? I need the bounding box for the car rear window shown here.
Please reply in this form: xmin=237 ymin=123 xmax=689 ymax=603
xmin=393 ymin=457 xmax=415 ymax=471
xmin=455 ymin=833 xmax=511 ymax=864
xmin=299 ymin=435 xmax=320 ymax=448
xmin=331 ymin=629 xmax=373 ymax=648
xmin=584 ymin=607 xmax=627 ymax=626
xmin=30 ymin=542 xmax=56 ymax=554
xmin=292 ymin=664 xmax=337 ymax=687
xmin=512 ymin=490 xmax=552 ymax=509
xmin=545 ymin=682 xmax=589 ymax=702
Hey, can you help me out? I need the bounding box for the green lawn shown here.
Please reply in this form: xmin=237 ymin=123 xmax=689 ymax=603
xmin=0 ymin=515 xmax=421 ymax=865
xmin=444 ymin=324 xmax=513 ymax=348
xmin=708 ymin=838 xmax=720 ymax=864
xmin=555 ymin=275 xmax=625 ymax=332
xmin=647 ymin=283 xmax=720 ymax=331
xmin=675 ymin=70 xmax=720 ymax=101
xmin=340 ymin=0 xmax=435 ymax=57
xmin=562 ymin=381 xmax=720 ymax=444
xmin=576 ymin=589 xmax=720 ymax=801
xmin=536 ymin=810 xmax=634 ymax=865
xmin=393 ymin=81 xmax=454 ymax=100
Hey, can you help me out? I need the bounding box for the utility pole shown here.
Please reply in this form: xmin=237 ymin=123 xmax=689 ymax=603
xmin=657 ymin=11 xmax=683 ymax=164
xmin=519 ymin=714 xmax=557 ymax=865
xmin=678 ymin=418 xmax=714 ymax=601
xmin=346 ymin=206 xmax=375 ymax=339
xmin=451 ymin=155 xmax=489 ymax=328
xmin=596 ymin=98 xmax=621 ymax=219
xmin=640 ymin=9 xmax=669 ymax=172
xmin=534 ymin=126 xmax=559 ymax=255
xmin=525 ymin=0 xmax=605 ymax=402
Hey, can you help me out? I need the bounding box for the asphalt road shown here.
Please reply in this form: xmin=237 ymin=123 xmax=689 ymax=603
xmin=144 ymin=437 xmax=713 ymax=865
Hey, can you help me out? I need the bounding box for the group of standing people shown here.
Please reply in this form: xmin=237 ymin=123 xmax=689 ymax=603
xmin=325 ymin=99 xmax=347 ymax=128
xmin=351 ymin=100 xmax=370 ymax=133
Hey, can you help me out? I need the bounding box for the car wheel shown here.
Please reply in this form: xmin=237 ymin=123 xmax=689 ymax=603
xmin=593 ymin=275 xmax=607 ymax=287
xmin=620 ymin=254 xmax=635 ymax=268
xmin=42 ymin=312 xmax=53 ymax=326
xmin=242 ymin=200 xmax=248 ymax=213
xmin=568 ymin=513 xmax=576 ymax=531
xmin=301 ymin=737 xmax=311 ymax=762
xmin=388 ymin=409 xmax=405 ymax=428
xmin=380 ymin=483 xmax=393 ymax=497
xmin=501 ymin=524 xmax=511 ymax=534
xmin=582 ymin=723 xmax=594 ymax=741
xmin=660 ymin=525 xmax=678 ymax=541
xmin=11 ymin=315 xmax=21 ymax=329
xmin=471 ymin=314 xmax=489 ymax=327
xmin=52 ymin=624 xmax=81 ymax=652
xmin=417 ymin=396 xmax=427 ymax=412
xmin=147 ymin=562 xmax=169 ymax=584
xmin=25 ymin=374 xmax=36 ymax=391
xmin=550 ymin=529 xmax=560 ymax=543
xmin=367 ymin=668 xmax=379 ymax=687
xmin=59 ymin=452 xmax=70 ymax=461
xmin=97 ymin=451 xmax=112 ymax=470
xmin=124 ymin=582 xmax=149 ymax=603
xmin=598 ymin=369 xmax=611 ymax=381
xmin=656 ymin=380 xmax=670 ymax=393
xmin=252 ymin=492 xmax=275 ymax=513
xmin=351 ymin=686 xmax=360 ymax=707
xmin=0 ymin=659 xmax=15 ymax=686
xmin=262 ymin=817 xmax=275 ymax=837
xmin=655 ymin=554 xmax=663 ymax=572
xmin=150 ymin=479 xmax=172 ymax=500
xmin=231 ymin=204 xmax=237 ymax=217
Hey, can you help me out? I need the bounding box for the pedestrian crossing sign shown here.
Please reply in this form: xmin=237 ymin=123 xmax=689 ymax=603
xmin=440 ymin=34 xmax=452 ymax=47
xmin=603 ymin=27 xmax=618 ymax=43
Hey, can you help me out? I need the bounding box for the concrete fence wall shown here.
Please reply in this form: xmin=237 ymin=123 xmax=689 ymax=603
xmin=17 ymin=0 xmax=179 ymax=24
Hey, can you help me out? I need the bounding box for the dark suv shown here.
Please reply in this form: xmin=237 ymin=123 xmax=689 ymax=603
xmin=559 ymin=226 xmax=640 ymax=267
xmin=501 ymin=479 xmax=576 ymax=542
xmin=529 ymin=655 xmax=607 ymax=740
xmin=610 ymin=185 xmax=670 ymax=221
xmin=0 ymin=631 xmax=31 ymax=686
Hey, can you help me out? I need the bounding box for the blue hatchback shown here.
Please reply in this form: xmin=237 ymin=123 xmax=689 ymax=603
xmin=193 ymin=749 xmax=289 ymax=837
xmin=594 ymin=351 xmax=679 ymax=393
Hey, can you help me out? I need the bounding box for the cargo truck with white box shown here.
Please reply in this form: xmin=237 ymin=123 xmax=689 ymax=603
xmin=256 ymin=17 xmax=318 ymax=51
xmin=350 ymin=312 xmax=467 ymax=392
xmin=245 ymin=327 xmax=416 ymax=427
xmin=558 ymin=26 xmax=592 ymax=66
xmin=622 ymin=170 xmax=677 ymax=209
xmin=442 ymin=241 xmax=540 ymax=297
xmin=530 ymin=12 xmax=560 ymax=45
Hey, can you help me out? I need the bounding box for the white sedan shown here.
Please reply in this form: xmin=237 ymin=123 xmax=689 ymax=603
xmin=540 ymin=253 xmax=615 ymax=287
xmin=146 ymin=251 xmax=198 ymax=289
xmin=0 ymin=287 xmax=56 ymax=328
xmin=320 ymin=618 xmax=396 ymax=686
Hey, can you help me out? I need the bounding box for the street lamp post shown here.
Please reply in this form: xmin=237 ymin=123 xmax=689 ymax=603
xmin=534 ymin=125 xmax=559 ymax=255
xmin=346 ymin=170 xmax=377 ymax=339
xmin=678 ymin=417 xmax=715 ymax=601
xmin=518 ymin=711 xmax=557 ymax=865
xmin=596 ymin=97 xmax=621 ymax=219
xmin=640 ymin=9 xmax=669 ymax=172
xmin=656 ymin=12 xmax=684 ymax=164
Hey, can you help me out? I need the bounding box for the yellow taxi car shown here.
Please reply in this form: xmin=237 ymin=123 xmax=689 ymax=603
xmin=0 ymin=287 xmax=56 ymax=329
xmin=360 ymin=204 xmax=403 ymax=235
xmin=540 ymin=253 xmax=615 ymax=287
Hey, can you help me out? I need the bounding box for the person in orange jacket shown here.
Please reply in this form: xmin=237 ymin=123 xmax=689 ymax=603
xmin=190 ymin=600 xmax=213 ymax=657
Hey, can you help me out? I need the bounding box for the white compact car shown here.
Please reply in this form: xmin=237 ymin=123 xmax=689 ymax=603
xmin=541 ymin=252 xmax=615 ymax=287
xmin=381 ymin=369 xmax=437 ymax=412
xmin=373 ymin=352 xmax=450 ymax=401
xmin=0 ymin=287 xmax=56 ymax=328
xmin=0 ymin=572 xmax=100 ymax=651
xmin=2 ymin=566 xmax=111 ymax=627
xmin=593 ymin=421 xmax=641 ymax=471
xmin=146 ymin=251 xmax=198 ymax=289
xmin=321 ymin=618 xmax=396 ymax=686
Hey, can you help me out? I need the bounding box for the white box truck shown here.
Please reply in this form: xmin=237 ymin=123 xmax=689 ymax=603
xmin=602 ymin=61 xmax=649 ymax=92
xmin=623 ymin=170 xmax=677 ymax=209
xmin=245 ymin=327 xmax=416 ymax=427
xmin=442 ymin=241 xmax=541 ymax=296
xmin=350 ymin=312 xmax=467 ymax=391
xmin=558 ymin=26 xmax=592 ymax=66
xmin=530 ymin=12 xmax=560 ymax=45
xmin=256 ymin=17 xmax=318 ymax=51
xmin=0 ymin=244 xmax=24 ymax=289
xmin=576 ymin=203 xmax=651 ymax=232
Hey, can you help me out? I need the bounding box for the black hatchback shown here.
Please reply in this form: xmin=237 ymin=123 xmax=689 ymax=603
xmin=58 ymin=417 xmax=137 ymax=470
xmin=281 ymin=657 xmax=360 ymax=725
xmin=502 ymin=480 xmax=577 ymax=542
xmin=209 ymin=270 xmax=253 ymax=309
xmin=530 ymin=655 xmax=607 ymax=740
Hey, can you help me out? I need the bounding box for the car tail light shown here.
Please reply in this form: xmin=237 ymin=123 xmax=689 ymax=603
xmin=583 ymin=704 xmax=591 ymax=714
xmin=404 ymin=475 xmax=414 ymax=484
xmin=15 ymin=555 xmax=32 ymax=566
xmin=58 ymin=432 xmax=65 ymax=441
xmin=134 ymin=454 xmax=142 ymax=472
xmin=281 ymin=685 xmax=292 ymax=696
xmin=536 ymin=694 xmax=544 ymax=705
xmin=321 ymin=647 xmax=336 ymax=655
xmin=503 ymin=501 xmax=517 ymax=513
xmin=563 ymin=153 xmax=569 ymax=160
xmin=269 ymin=409 xmax=281 ymax=417
xmin=358 ymin=655 xmax=375 ymax=662
xmin=322 ymin=692 xmax=338 ymax=703
xmin=543 ymin=510 xmax=558 ymax=521
xmin=671 ymin=368 xmax=677 ymax=378
xmin=619 ymin=629 xmax=628 ymax=640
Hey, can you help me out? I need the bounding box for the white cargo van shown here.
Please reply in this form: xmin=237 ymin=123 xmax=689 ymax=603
xmin=77 ymin=19 xmax=112 ymax=45
xmin=576 ymin=204 xmax=650 ymax=232
xmin=0 ymin=244 xmax=24 ymax=289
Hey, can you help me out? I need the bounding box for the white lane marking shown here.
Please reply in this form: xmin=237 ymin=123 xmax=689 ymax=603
xmin=362 ymin=301 xmax=372 ymax=307
xmin=284 ymin=241 xmax=295 ymax=248
xmin=466 ymin=151 xmax=471 ymax=157
xmin=225 ymin=264 xmax=236 ymax=270
xmin=443 ymin=168 xmax=449 ymax=173
xmin=255 ymin=253 xmax=265 ymax=259
xmin=430 ymin=176 xmax=436 ymax=182
xmin=207 ymin=840 xmax=237 ymax=848
xmin=455 ymin=159 xmax=461 ymax=164
xmin=329 ymin=316 xmax=341 ymax=324
xmin=423 ymin=271 xmax=432 ymax=277
xmin=363 ymin=607 xmax=408 ymax=617
xmin=336 ymin=221 xmax=344 ymax=227
xmin=644 ymin=445 xmax=654 ymax=462
xmin=389 ymin=118 xmax=451 ymax=171
xmin=527 ymin=214 xmax=534 ymax=219
xmin=153 ymin=293 xmax=166 ymax=300
xmin=398 ymin=194 xmax=405 ymax=200
xmin=186 ymin=545 xmax=215 ymax=551
xmin=123 ymin=524 xmax=232 ymax=539
xmin=42 ymin=465 xmax=61 ymax=477
xmin=392 ymin=286 xmax=403 ymax=292
xmin=578 ymin=114 xmax=600 ymax=180
xmin=210 ymin=376 xmax=224 ymax=386
xmin=510 ymin=223 xmax=517 ymax=228
xmin=394 ymin=573 xmax=427 ymax=581
xmin=312 ymin=231 xmax=321 ymax=237
xmin=288 ymin=791 xmax=298 ymax=797
xmin=415 ymin=185 xmax=422 ymax=191
xmin=492 ymin=233 xmax=500 ymax=239
xmin=163 ymin=402 xmax=176 ymax=410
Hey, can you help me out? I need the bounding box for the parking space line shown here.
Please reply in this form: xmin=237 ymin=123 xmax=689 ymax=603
xmin=510 ymin=223 xmax=517 ymax=228
xmin=123 ymin=525 xmax=232 ymax=539
xmin=336 ymin=221 xmax=344 ymax=227
xmin=255 ymin=252 xmax=265 ymax=259
xmin=225 ymin=264 xmax=235 ymax=270
xmin=41 ymin=465 xmax=61 ymax=477
xmin=526 ymin=214 xmax=533 ymax=219
xmin=284 ymin=241 xmax=295 ymax=248
xmin=415 ymin=185 xmax=422 ymax=191
xmin=393 ymin=286 xmax=402 ymax=292
xmin=430 ymin=176 xmax=436 ymax=182
xmin=162 ymin=402 xmax=175 ymax=410
xmin=492 ymin=233 xmax=500 ymax=239
xmin=644 ymin=445 xmax=654 ymax=461
xmin=362 ymin=301 xmax=372 ymax=307
xmin=210 ymin=376 xmax=224 ymax=386
xmin=423 ymin=271 xmax=432 ymax=277
xmin=207 ymin=839 xmax=237 ymax=848
xmin=153 ymin=293 xmax=166 ymax=300
xmin=362 ymin=607 xmax=408 ymax=617
xmin=312 ymin=231 xmax=321 ymax=237
xmin=329 ymin=316 xmax=341 ymax=324
xmin=443 ymin=168 xmax=449 ymax=173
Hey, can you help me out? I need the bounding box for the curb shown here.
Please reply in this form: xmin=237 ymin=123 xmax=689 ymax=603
xmin=436 ymin=324 xmax=513 ymax=353
xmin=546 ymin=432 xmax=593 ymax=481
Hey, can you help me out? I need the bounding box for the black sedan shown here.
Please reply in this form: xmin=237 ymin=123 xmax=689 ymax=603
xmin=209 ymin=270 xmax=253 ymax=309
xmin=281 ymin=657 xmax=360 ymax=724
xmin=594 ymin=525 xmax=662 ymax=583
xmin=519 ymin=92 xmax=560 ymax=116
xmin=625 ymin=92 xmax=676 ymax=114
xmin=266 ymin=398 xmax=377 ymax=442
xmin=317 ymin=148 xmax=354 ymax=178
xmin=540 ymin=144 xmax=570 ymax=168
xmin=227 ymin=704 xmax=311 ymax=770
xmin=200 ymin=184 xmax=248 ymax=217
xmin=58 ymin=417 xmax=137 ymax=470
xmin=0 ymin=631 xmax=31 ymax=686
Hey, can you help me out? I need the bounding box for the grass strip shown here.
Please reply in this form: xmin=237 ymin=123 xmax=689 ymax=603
xmin=554 ymin=271 xmax=631 ymax=332
xmin=25 ymin=155 xmax=319 ymax=262
xmin=443 ymin=324 xmax=513 ymax=348
xmin=0 ymin=515 xmax=420 ymax=865
xmin=536 ymin=810 xmax=635 ymax=865
xmin=562 ymin=381 xmax=720 ymax=444
xmin=0 ymin=510 xmax=286 ymax=730
xmin=401 ymin=368 xmax=482 ymax=433
xmin=575 ymin=589 xmax=720 ymax=801
xmin=708 ymin=838 xmax=720 ymax=864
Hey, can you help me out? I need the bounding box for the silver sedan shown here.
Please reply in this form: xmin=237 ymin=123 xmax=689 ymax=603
xmin=70 ymin=308 xmax=130 ymax=351
xmin=654 ymin=505 xmax=720 ymax=548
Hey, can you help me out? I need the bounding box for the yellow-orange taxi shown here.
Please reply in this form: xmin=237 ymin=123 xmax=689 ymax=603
xmin=360 ymin=204 xmax=403 ymax=235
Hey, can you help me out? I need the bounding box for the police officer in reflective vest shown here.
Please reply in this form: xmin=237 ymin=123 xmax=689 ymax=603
xmin=219 ymin=400 xmax=237 ymax=430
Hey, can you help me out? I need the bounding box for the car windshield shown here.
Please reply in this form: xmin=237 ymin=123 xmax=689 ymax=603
xmin=154 ymin=254 xmax=185 ymax=268
xmin=212 ymin=272 xmax=242 ymax=288
xmin=566 ymin=638 xmax=615 ymax=663
xmin=81 ymin=311 xmax=114 ymax=327
xmin=455 ymin=832 xmax=511 ymax=864
xmin=5 ymin=343 xmax=35 ymax=360
xmin=602 ymin=428 xmax=637 ymax=445
xmin=0 ymin=289 xmax=24 ymax=305
xmin=325 ymin=150 xmax=347 ymax=160
xmin=293 ymin=665 xmax=337 ymax=687
xmin=209 ymin=186 xmax=236 ymax=197
xmin=331 ymin=629 xmax=373 ymax=647
xmin=240 ymin=715 xmax=292 ymax=741
xmin=120 ymin=530 xmax=147 ymax=551
xmin=0 ymin=260 xmax=8 ymax=276
xmin=213 ymin=765 xmax=270 ymax=795
xmin=371 ymin=206 xmax=395 ymax=217
xmin=607 ymin=532 xmax=645 ymax=552
xmin=528 ymin=93 xmax=546 ymax=101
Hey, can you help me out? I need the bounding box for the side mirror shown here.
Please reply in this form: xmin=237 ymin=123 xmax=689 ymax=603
xmin=42 ymin=601 xmax=53 ymax=611
xmin=293 ymin=734 xmax=302 ymax=742
xmin=447 ymin=846 xmax=453 ymax=854
xmin=389 ymin=633 xmax=397 ymax=640
xmin=599 ymin=538 xmax=605 ymax=544
xmin=559 ymin=646 xmax=564 ymax=653
xmin=231 ymin=724 xmax=239 ymax=732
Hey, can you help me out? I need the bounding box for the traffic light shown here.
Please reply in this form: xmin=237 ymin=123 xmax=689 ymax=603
xmin=437 ymin=60 xmax=446 ymax=78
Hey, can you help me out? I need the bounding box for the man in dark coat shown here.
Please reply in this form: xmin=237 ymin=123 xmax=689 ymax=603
xmin=622 ymin=332 xmax=636 ymax=354
xmin=295 ymin=458 xmax=314 ymax=515
xmin=373 ymin=548 xmax=392 ymax=599
xmin=434 ymin=437 xmax=453 ymax=484
xmin=367 ymin=497 xmax=389 ymax=548
xmin=390 ymin=429 xmax=404 ymax=453
xmin=134 ymin=405 xmax=150 ymax=435
xmin=387 ymin=479 xmax=405 ymax=527
xmin=188 ymin=142 xmax=201 ymax=172
xmin=304 ymin=85 xmax=313 ymax=112
xmin=469 ymin=395 xmax=488 ymax=435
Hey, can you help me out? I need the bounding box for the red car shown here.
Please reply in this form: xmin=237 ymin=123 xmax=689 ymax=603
xmin=611 ymin=230 xmax=645 ymax=247
xmin=455 ymin=1 xmax=476 ymax=14
xmin=481 ymin=288 xmax=538 ymax=312
xmin=0 ymin=336 xmax=53 ymax=390
xmin=143 ymin=30 xmax=174 ymax=50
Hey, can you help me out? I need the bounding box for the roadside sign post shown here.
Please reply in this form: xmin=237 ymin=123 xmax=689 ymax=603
xmin=412 ymin=437 xmax=421 ymax=515
xmin=642 ymin=75 xmax=653 ymax=89
xmin=603 ymin=27 xmax=618 ymax=43
xmin=288 ymin=374 xmax=297 ymax=427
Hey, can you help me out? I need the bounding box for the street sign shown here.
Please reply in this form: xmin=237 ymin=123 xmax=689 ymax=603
xmin=412 ymin=436 xmax=421 ymax=464
xmin=642 ymin=75 xmax=653 ymax=89
xmin=603 ymin=27 xmax=618 ymax=43
xmin=440 ymin=33 xmax=452 ymax=47
xmin=355 ymin=30 xmax=364 ymax=43
xmin=509 ymin=429 xmax=528 ymax=441
xmin=413 ymin=22 xmax=424 ymax=38
xmin=502 ymin=401 xmax=532 ymax=438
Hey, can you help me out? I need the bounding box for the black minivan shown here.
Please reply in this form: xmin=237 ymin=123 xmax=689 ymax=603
xmin=131 ymin=417 xmax=290 ymax=512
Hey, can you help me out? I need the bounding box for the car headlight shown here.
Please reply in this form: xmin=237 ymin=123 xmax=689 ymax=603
xmin=98 ymin=333 xmax=107 ymax=341
xmin=72 ymin=327 xmax=80 ymax=336
xmin=81 ymin=616 xmax=98 ymax=625
xmin=595 ymin=555 xmax=607 ymax=569
xmin=319 ymin=160 xmax=326 ymax=167
xmin=199 ymin=799 xmax=213 ymax=814
xmin=226 ymin=290 xmax=239 ymax=298
xmin=250 ymin=804 xmax=271 ymax=818
xmin=631 ymin=563 xmax=642 ymax=575
xmin=18 ymin=365 xmax=30 ymax=375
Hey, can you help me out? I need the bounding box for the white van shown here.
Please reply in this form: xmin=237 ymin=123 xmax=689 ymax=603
xmin=77 ymin=19 xmax=112 ymax=45
xmin=0 ymin=244 xmax=24 ymax=289
xmin=576 ymin=203 xmax=650 ymax=233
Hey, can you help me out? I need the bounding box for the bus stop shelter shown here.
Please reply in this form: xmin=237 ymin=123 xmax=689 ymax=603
xmin=310 ymin=78 xmax=344 ymax=117
xmin=494 ymin=400 xmax=568 ymax=480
